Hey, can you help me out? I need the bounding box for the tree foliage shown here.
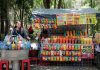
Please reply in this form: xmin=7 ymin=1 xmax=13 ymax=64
xmin=0 ymin=0 xmax=100 ymax=36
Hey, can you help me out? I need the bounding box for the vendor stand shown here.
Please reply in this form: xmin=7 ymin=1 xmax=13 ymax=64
xmin=94 ymin=33 xmax=100 ymax=68
xmin=0 ymin=35 xmax=31 ymax=70
xmin=31 ymin=8 xmax=98 ymax=65
xmin=0 ymin=50 xmax=29 ymax=70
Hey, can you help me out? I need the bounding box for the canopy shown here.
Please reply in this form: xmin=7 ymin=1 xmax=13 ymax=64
xmin=32 ymin=8 xmax=99 ymax=14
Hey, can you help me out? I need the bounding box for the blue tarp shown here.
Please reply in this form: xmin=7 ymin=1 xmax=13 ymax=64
xmin=32 ymin=8 xmax=99 ymax=14
xmin=31 ymin=8 xmax=100 ymax=21
xmin=31 ymin=14 xmax=56 ymax=20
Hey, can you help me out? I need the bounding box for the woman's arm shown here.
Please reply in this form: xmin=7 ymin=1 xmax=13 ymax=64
xmin=22 ymin=28 xmax=30 ymax=40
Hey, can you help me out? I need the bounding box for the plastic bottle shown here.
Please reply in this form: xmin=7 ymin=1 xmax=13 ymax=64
xmin=21 ymin=42 xmax=25 ymax=50
xmin=26 ymin=41 xmax=31 ymax=49
xmin=73 ymin=30 xmax=76 ymax=36
xmin=8 ymin=43 xmax=12 ymax=50
xmin=2 ymin=43 xmax=7 ymax=50
xmin=18 ymin=41 xmax=22 ymax=50
xmin=0 ymin=42 xmax=3 ymax=49
xmin=12 ymin=42 xmax=16 ymax=50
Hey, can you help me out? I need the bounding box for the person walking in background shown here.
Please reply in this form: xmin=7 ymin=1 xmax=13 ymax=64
xmin=28 ymin=24 xmax=34 ymax=34
xmin=28 ymin=24 xmax=34 ymax=39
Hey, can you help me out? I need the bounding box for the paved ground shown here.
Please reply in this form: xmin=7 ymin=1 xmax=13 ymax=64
xmin=30 ymin=60 xmax=100 ymax=70
xmin=5 ymin=61 xmax=100 ymax=70
xmin=31 ymin=65 xmax=99 ymax=70
xmin=5 ymin=65 xmax=99 ymax=70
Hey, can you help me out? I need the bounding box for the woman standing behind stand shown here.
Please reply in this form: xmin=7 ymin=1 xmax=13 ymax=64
xmin=12 ymin=21 xmax=30 ymax=40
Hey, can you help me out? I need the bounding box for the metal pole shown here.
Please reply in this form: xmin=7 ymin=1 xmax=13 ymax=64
xmin=12 ymin=60 xmax=20 ymax=70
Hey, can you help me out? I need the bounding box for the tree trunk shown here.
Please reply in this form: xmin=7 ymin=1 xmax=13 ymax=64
xmin=5 ymin=0 xmax=10 ymax=35
xmin=43 ymin=0 xmax=46 ymax=8
xmin=0 ymin=11 xmax=1 ymax=41
xmin=61 ymin=0 xmax=64 ymax=8
xmin=13 ymin=5 xmax=17 ymax=24
xmin=14 ymin=10 xmax=16 ymax=24
xmin=1 ymin=0 xmax=5 ymax=34
xmin=43 ymin=0 xmax=51 ymax=9
xmin=1 ymin=0 xmax=9 ymax=36
xmin=54 ymin=0 xmax=56 ymax=8
xmin=5 ymin=18 xmax=10 ymax=35
xmin=20 ymin=8 xmax=24 ymax=26
xmin=90 ymin=0 xmax=93 ymax=8
xmin=21 ymin=8 xmax=24 ymax=26
xmin=20 ymin=0 xmax=25 ymax=26
xmin=20 ymin=9 xmax=22 ymax=21
xmin=58 ymin=0 xmax=62 ymax=9
xmin=93 ymin=0 xmax=95 ymax=8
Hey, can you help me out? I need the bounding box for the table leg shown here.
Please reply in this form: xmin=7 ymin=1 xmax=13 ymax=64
xmin=12 ymin=60 xmax=19 ymax=70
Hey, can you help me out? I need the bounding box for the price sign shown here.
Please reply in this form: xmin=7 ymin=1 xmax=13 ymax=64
xmin=56 ymin=14 xmax=67 ymax=26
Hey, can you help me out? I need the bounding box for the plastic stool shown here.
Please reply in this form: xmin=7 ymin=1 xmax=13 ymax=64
xmin=0 ymin=60 xmax=9 ymax=70
xmin=21 ymin=59 xmax=30 ymax=70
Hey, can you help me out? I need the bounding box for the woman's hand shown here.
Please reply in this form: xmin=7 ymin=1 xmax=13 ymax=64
xmin=27 ymin=36 xmax=31 ymax=40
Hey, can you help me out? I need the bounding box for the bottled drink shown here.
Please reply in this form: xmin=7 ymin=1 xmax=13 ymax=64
xmin=18 ymin=41 xmax=22 ymax=50
xmin=26 ymin=41 xmax=31 ymax=49
xmin=8 ymin=44 xmax=12 ymax=50
xmin=12 ymin=42 xmax=16 ymax=50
